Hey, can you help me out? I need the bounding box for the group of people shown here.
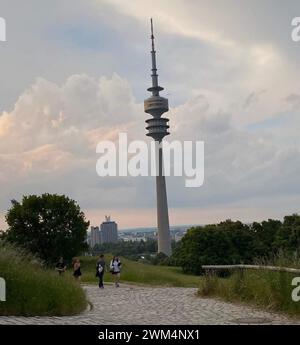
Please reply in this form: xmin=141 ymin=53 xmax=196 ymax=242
xmin=55 ymin=257 xmax=82 ymax=279
xmin=55 ymin=255 xmax=122 ymax=288
xmin=96 ymin=255 xmax=122 ymax=288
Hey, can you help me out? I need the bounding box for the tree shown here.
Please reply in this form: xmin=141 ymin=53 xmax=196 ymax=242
xmin=251 ymin=219 xmax=281 ymax=257
xmin=172 ymin=220 xmax=255 ymax=274
xmin=4 ymin=194 xmax=89 ymax=264
xmin=274 ymin=214 xmax=300 ymax=254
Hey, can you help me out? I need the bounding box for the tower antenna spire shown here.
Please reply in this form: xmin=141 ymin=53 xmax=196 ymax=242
xmin=151 ymin=18 xmax=155 ymax=51
xmin=149 ymin=18 xmax=162 ymax=96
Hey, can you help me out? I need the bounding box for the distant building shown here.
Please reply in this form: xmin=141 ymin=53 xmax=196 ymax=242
xmin=174 ymin=233 xmax=184 ymax=242
xmin=90 ymin=226 xmax=101 ymax=248
xmin=86 ymin=232 xmax=91 ymax=246
xmin=100 ymin=216 xmax=118 ymax=244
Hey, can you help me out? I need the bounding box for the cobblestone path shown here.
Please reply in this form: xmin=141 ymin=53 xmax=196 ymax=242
xmin=0 ymin=284 xmax=299 ymax=325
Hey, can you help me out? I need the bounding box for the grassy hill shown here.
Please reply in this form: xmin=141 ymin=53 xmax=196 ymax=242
xmin=0 ymin=242 xmax=87 ymax=316
xmin=78 ymin=255 xmax=201 ymax=287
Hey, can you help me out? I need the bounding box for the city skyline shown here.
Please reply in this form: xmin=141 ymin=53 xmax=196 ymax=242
xmin=1 ymin=1 xmax=300 ymax=231
xmin=89 ymin=215 xmax=118 ymax=247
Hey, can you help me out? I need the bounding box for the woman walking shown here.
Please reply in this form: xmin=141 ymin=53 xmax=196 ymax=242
xmin=72 ymin=258 xmax=82 ymax=281
xmin=110 ymin=256 xmax=122 ymax=287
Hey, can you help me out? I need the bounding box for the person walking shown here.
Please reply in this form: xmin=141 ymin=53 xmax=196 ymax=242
xmin=96 ymin=254 xmax=106 ymax=289
xmin=110 ymin=256 xmax=122 ymax=287
xmin=55 ymin=257 xmax=66 ymax=276
xmin=72 ymin=258 xmax=82 ymax=281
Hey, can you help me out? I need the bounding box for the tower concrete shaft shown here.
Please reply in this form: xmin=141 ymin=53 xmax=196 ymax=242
xmin=144 ymin=19 xmax=172 ymax=256
xmin=156 ymin=145 xmax=171 ymax=256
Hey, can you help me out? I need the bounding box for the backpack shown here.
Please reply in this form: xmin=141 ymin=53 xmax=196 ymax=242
xmin=109 ymin=261 xmax=115 ymax=273
xmin=96 ymin=263 xmax=103 ymax=277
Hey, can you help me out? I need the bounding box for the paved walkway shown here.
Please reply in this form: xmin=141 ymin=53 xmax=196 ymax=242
xmin=0 ymin=284 xmax=299 ymax=325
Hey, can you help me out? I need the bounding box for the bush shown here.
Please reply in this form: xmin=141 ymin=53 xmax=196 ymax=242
xmin=0 ymin=242 xmax=87 ymax=316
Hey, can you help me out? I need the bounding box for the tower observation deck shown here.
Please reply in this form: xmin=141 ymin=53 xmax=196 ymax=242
xmin=144 ymin=19 xmax=170 ymax=142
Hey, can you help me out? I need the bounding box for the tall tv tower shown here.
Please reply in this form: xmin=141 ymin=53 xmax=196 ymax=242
xmin=144 ymin=19 xmax=172 ymax=256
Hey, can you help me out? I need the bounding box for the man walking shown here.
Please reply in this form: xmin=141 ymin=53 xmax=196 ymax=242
xmin=55 ymin=257 xmax=67 ymax=276
xmin=96 ymin=254 xmax=106 ymax=289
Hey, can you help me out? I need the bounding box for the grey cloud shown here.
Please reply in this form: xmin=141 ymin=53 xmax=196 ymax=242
xmin=286 ymin=93 xmax=300 ymax=110
xmin=243 ymin=90 xmax=266 ymax=109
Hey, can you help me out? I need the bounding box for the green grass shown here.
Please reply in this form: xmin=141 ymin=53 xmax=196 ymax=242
xmin=0 ymin=243 xmax=87 ymax=316
xmin=199 ymin=269 xmax=300 ymax=316
xmin=77 ymin=255 xmax=201 ymax=287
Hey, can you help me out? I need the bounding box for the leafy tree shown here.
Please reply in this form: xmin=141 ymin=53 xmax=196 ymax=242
xmin=173 ymin=220 xmax=256 ymax=274
xmin=172 ymin=214 xmax=300 ymax=273
xmin=4 ymin=194 xmax=89 ymax=264
xmin=274 ymin=214 xmax=300 ymax=255
xmin=251 ymin=219 xmax=281 ymax=257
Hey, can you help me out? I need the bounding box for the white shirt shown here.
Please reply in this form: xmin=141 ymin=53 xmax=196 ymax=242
xmin=111 ymin=260 xmax=121 ymax=273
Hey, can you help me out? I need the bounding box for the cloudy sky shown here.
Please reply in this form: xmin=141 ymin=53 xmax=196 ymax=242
xmin=0 ymin=0 xmax=300 ymax=229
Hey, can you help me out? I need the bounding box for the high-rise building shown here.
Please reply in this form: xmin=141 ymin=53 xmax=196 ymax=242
xmin=144 ymin=19 xmax=172 ymax=256
xmin=100 ymin=215 xmax=118 ymax=244
xmin=90 ymin=226 xmax=101 ymax=248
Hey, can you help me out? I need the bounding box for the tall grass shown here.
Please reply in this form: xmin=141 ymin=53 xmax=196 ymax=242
xmin=254 ymin=251 xmax=300 ymax=269
xmin=199 ymin=255 xmax=300 ymax=316
xmin=0 ymin=242 xmax=87 ymax=316
xmin=78 ymin=255 xmax=201 ymax=287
